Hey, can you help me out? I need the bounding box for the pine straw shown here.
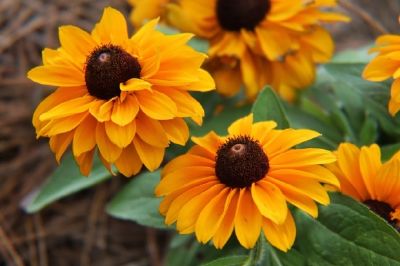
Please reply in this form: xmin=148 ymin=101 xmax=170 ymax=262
xmin=0 ymin=0 xmax=398 ymax=265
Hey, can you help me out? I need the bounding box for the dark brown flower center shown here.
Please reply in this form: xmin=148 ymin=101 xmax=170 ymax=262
xmin=85 ymin=44 xmax=141 ymax=100
xmin=216 ymin=0 xmax=271 ymax=31
xmin=363 ymin=199 xmax=399 ymax=231
xmin=215 ymin=135 xmax=269 ymax=188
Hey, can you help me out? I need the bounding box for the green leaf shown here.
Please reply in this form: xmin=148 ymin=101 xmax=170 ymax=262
xmin=381 ymin=143 xmax=400 ymax=161
xmin=202 ymin=256 xmax=248 ymax=266
xmin=332 ymin=45 xmax=374 ymax=64
xmin=252 ymin=86 xmax=290 ymax=129
xmin=106 ymin=170 xmax=167 ymax=229
xmin=359 ymin=115 xmax=378 ymax=145
xmin=192 ymin=105 xmax=252 ymax=136
xmin=25 ymin=153 xmax=112 ymax=213
xmin=294 ymin=192 xmax=400 ymax=266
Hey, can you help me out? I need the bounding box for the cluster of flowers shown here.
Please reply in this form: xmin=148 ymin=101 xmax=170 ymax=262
xmin=131 ymin=0 xmax=350 ymax=101
xmin=28 ymin=1 xmax=399 ymax=253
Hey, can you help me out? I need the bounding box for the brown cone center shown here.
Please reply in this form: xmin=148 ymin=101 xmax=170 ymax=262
xmin=215 ymin=136 xmax=269 ymax=188
xmin=85 ymin=44 xmax=141 ymax=100
xmin=216 ymin=0 xmax=271 ymax=31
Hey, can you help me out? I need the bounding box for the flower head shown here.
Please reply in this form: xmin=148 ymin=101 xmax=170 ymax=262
xmin=363 ymin=34 xmax=400 ymax=115
xmin=28 ymin=7 xmax=214 ymax=176
xmin=327 ymin=143 xmax=400 ymax=231
xmin=167 ymin=0 xmax=349 ymax=100
xmin=156 ymin=114 xmax=337 ymax=251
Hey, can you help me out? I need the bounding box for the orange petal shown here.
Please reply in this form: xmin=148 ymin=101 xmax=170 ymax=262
xmin=133 ymin=136 xmax=164 ymax=171
xmin=105 ymin=120 xmax=136 ymax=148
xmin=111 ymin=95 xmax=140 ymax=126
xmin=73 ymin=115 xmax=97 ymax=156
xmin=262 ymin=211 xmax=296 ymax=252
xmin=95 ymin=122 xmax=122 ymax=163
xmin=115 ymin=143 xmax=143 ymax=177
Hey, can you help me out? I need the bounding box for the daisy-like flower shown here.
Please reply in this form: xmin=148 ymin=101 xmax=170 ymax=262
xmin=363 ymin=34 xmax=400 ymax=115
xmin=327 ymin=143 xmax=400 ymax=232
xmin=166 ymin=0 xmax=348 ymax=100
xmin=156 ymin=114 xmax=338 ymax=251
xmin=28 ymin=7 xmax=214 ymax=177
xmin=128 ymin=0 xmax=170 ymax=28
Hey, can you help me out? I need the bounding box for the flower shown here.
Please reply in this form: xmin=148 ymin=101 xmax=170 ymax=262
xmin=326 ymin=143 xmax=400 ymax=231
xmin=363 ymin=34 xmax=400 ymax=115
xmin=155 ymin=114 xmax=337 ymax=250
xmin=28 ymin=7 xmax=215 ymax=177
xmin=128 ymin=0 xmax=170 ymax=28
xmin=167 ymin=0 xmax=349 ymax=100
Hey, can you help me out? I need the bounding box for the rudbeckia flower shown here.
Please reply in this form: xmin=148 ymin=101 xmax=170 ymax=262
xmin=156 ymin=114 xmax=338 ymax=251
xmin=128 ymin=0 xmax=170 ymax=28
xmin=166 ymin=0 xmax=348 ymax=100
xmin=363 ymin=34 xmax=400 ymax=115
xmin=327 ymin=143 xmax=400 ymax=232
xmin=28 ymin=7 xmax=214 ymax=177
xmin=208 ymin=26 xmax=334 ymax=101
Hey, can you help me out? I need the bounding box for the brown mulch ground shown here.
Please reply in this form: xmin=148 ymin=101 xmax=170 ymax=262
xmin=0 ymin=0 xmax=398 ymax=265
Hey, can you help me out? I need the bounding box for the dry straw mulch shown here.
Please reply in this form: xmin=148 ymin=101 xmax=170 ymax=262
xmin=0 ymin=0 xmax=398 ymax=265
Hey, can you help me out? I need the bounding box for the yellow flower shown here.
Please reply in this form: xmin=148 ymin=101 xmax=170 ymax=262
xmin=327 ymin=143 xmax=400 ymax=231
xmin=156 ymin=114 xmax=338 ymax=251
xmin=27 ymin=7 xmax=215 ymax=177
xmin=166 ymin=0 xmax=348 ymax=100
xmin=363 ymin=34 xmax=400 ymax=115
xmin=128 ymin=0 xmax=170 ymax=28
xmin=209 ymin=26 xmax=334 ymax=101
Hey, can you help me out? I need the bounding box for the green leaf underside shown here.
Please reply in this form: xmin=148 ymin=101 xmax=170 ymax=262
xmin=106 ymin=170 xmax=167 ymax=229
xmin=202 ymin=255 xmax=248 ymax=266
xmin=25 ymin=153 xmax=112 ymax=213
xmin=294 ymin=193 xmax=400 ymax=266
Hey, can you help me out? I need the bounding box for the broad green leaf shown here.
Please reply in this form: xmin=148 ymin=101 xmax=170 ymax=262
xmin=359 ymin=115 xmax=378 ymax=145
xmin=252 ymin=87 xmax=290 ymax=128
xmin=202 ymin=256 xmax=248 ymax=266
xmin=294 ymin=192 xmax=400 ymax=266
xmin=192 ymin=105 xmax=252 ymax=136
xmin=106 ymin=170 xmax=167 ymax=229
xmin=25 ymin=153 xmax=112 ymax=213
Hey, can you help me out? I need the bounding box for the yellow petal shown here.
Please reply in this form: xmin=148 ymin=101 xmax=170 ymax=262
xmin=177 ymin=184 xmax=225 ymax=233
xmin=39 ymin=112 xmax=88 ymax=137
xmin=160 ymin=118 xmax=189 ymax=145
xmin=191 ymin=131 xmax=222 ymax=154
xmin=133 ymin=136 xmax=164 ymax=171
xmin=105 ymin=120 xmax=136 ymax=148
xmin=234 ymin=189 xmax=262 ymax=249
xmin=162 ymin=153 xmax=214 ymax=177
xmin=195 ymin=188 xmax=232 ymax=243
xmin=262 ymin=212 xmax=296 ymax=252
xmin=136 ymin=113 xmax=169 ymax=147
xmin=120 ymin=78 xmax=152 ymax=92
xmin=251 ymin=182 xmax=288 ymax=224
xmin=59 ymin=25 xmax=96 ymax=64
xmin=212 ymin=189 xmax=239 ymax=248
xmin=28 ymin=65 xmax=84 ymax=87
xmin=73 ymin=115 xmax=97 ymax=156
xmin=49 ymin=131 xmax=74 ymax=163
xmin=359 ymin=144 xmax=382 ymax=198
xmin=95 ymin=123 xmax=122 ymax=163
xmin=227 ymin=114 xmax=253 ymax=136
xmin=136 ymin=90 xmax=177 ymax=120
xmin=75 ymin=149 xmax=95 ymax=176
xmin=91 ymin=7 xmax=128 ymax=45
xmin=111 ymin=95 xmax=140 ymax=126
xmin=89 ymin=99 xmax=113 ymax=122
xmin=270 ymin=148 xmax=336 ymax=168
xmin=39 ymin=95 xmax=94 ymax=121
xmin=115 ymin=143 xmax=143 ymax=177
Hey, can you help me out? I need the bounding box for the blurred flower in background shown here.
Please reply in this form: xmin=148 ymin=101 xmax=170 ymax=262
xmin=156 ymin=114 xmax=338 ymax=250
xmin=28 ymin=7 xmax=214 ymax=177
xmin=326 ymin=143 xmax=400 ymax=231
xmin=155 ymin=0 xmax=350 ymax=101
xmin=128 ymin=0 xmax=170 ymax=29
xmin=363 ymin=33 xmax=400 ymax=115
